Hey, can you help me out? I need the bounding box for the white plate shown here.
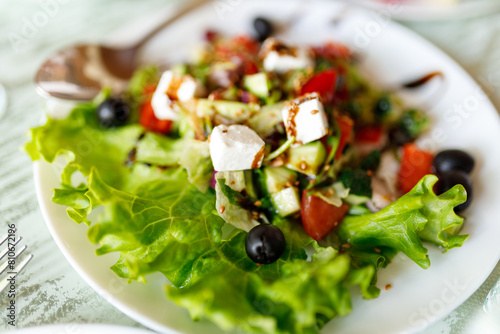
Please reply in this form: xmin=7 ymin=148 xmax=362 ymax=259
xmin=34 ymin=1 xmax=500 ymax=334
xmin=5 ymin=324 xmax=154 ymax=334
xmin=346 ymin=0 xmax=500 ymax=21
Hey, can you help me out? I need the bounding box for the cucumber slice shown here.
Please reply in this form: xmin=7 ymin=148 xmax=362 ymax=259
xmin=243 ymin=73 xmax=271 ymax=99
xmin=271 ymin=187 xmax=301 ymax=217
xmin=196 ymin=99 xmax=259 ymax=122
xmin=344 ymin=194 xmax=370 ymax=206
xmin=222 ymin=171 xmax=246 ymax=192
xmin=287 ymin=141 xmax=326 ymax=175
xmin=264 ymin=167 xmax=297 ymax=194
xmin=244 ymin=170 xmax=258 ymax=198
xmin=247 ymin=102 xmax=285 ymax=138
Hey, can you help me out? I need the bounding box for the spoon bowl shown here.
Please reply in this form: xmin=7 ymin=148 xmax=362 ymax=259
xmin=35 ymin=44 xmax=130 ymax=101
xmin=34 ymin=0 xmax=210 ymax=101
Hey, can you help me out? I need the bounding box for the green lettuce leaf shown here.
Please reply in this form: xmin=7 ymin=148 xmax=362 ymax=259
xmin=178 ymin=140 xmax=213 ymax=193
xmin=25 ymin=103 xmax=143 ymax=224
xmin=167 ymin=247 xmax=378 ymax=334
xmin=339 ymin=175 xmax=468 ymax=269
xmin=62 ymin=161 xmax=376 ymax=333
xmin=135 ymin=132 xmax=187 ymax=166
xmin=127 ymin=65 xmax=160 ymax=102
xmin=25 ymin=102 xmax=142 ymax=188
xmin=87 ymin=168 xmax=226 ymax=285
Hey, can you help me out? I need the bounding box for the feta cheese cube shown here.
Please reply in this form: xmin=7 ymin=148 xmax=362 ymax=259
xmin=45 ymin=97 xmax=77 ymax=120
xmin=151 ymin=70 xmax=206 ymax=120
xmin=282 ymin=93 xmax=329 ymax=145
xmin=261 ymin=38 xmax=313 ymax=74
xmin=177 ymin=77 xmax=207 ymax=101
xmin=209 ymin=124 xmax=265 ymax=171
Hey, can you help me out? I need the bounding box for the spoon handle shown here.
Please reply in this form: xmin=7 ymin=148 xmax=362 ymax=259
xmin=132 ymin=0 xmax=212 ymax=50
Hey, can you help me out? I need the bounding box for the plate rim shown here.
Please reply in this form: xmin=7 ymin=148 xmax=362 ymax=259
xmin=5 ymin=323 xmax=154 ymax=334
xmin=345 ymin=0 xmax=500 ymax=21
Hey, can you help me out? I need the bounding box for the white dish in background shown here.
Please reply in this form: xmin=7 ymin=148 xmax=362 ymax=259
xmin=34 ymin=1 xmax=500 ymax=334
xmin=346 ymin=0 xmax=500 ymax=21
xmin=5 ymin=324 xmax=153 ymax=334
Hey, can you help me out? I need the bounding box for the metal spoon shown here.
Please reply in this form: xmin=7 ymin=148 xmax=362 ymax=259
xmin=34 ymin=0 xmax=210 ymax=101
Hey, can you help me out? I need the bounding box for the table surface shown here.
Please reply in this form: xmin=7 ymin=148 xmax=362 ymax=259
xmin=1 ymin=0 xmax=500 ymax=333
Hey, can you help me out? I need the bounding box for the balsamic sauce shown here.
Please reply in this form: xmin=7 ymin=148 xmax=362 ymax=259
xmin=403 ymin=71 xmax=443 ymax=89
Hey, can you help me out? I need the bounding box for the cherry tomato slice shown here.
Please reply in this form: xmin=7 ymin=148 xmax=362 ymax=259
xmin=313 ymin=41 xmax=352 ymax=60
xmin=139 ymin=100 xmax=172 ymax=134
xmin=232 ymin=35 xmax=260 ymax=55
xmin=301 ymin=190 xmax=350 ymax=241
xmin=244 ymin=61 xmax=259 ymax=75
xmin=398 ymin=143 xmax=434 ymax=194
xmin=355 ymin=125 xmax=384 ymax=144
xmin=300 ymin=69 xmax=338 ymax=104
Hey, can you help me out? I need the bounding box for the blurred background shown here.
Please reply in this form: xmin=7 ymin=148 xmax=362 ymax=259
xmin=0 ymin=0 xmax=500 ymax=333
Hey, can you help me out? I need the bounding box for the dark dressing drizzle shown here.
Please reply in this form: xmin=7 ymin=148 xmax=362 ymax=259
xmin=403 ymin=72 xmax=443 ymax=89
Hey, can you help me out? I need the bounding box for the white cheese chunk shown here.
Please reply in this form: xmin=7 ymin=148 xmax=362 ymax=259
xmin=263 ymin=49 xmax=313 ymax=73
xmin=151 ymin=71 xmax=177 ymax=120
xmin=177 ymin=77 xmax=206 ymax=102
xmin=261 ymin=39 xmax=313 ymax=74
xmin=45 ymin=97 xmax=78 ymax=120
xmin=151 ymin=70 xmax=206 ymax=121
xmin=209 ymin=124 xmax=265 ymax=171
xmin=282 ymin=93 xmax=329 ymax=145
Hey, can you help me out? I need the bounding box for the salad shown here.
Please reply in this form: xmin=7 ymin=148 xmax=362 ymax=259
xmin=26 ymin=17 xmax=475 ymax=334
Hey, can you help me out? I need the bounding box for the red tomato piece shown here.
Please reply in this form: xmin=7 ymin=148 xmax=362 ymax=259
xmin=300 ymin=69 xmax=338 ymax=104
xmin=214 ymin=36 xmax=259 ymax=65
xmin=335 ymin=114 xmax=354 ymax=160
xmin=244 ymin=61 xmax=259 ymax=75
xmin=232 ymin=35 xmax=260 ymax=55
xmin=398 ymin=143 xmax=434 ymax=194
xmin=204 ymin=29 xmax=218 ymax=43
xmin=313 ymin=41 xmax=352 ymax=60
xmin=139 ymin=100 xmax=172 ymax=134
xmin=301 ymin=191 xmax=350 ymax=241
xmin=355 ymin=125 xmax=384 ymax=144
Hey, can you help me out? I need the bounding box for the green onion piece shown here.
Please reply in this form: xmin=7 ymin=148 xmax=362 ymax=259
xmin=325 ymin=136 xmax=340 ymax=165
xmin=265 ymin=136 xmax=295 ymax=162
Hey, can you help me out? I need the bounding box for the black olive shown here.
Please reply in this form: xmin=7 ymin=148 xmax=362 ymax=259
xmin=245 ymin=224 xmax=285 ymax=264
xmin=253 ymin=17 xmax=274 ymax=42
xmin=433 ymin=149 xmax=475 ymax=174
xmin=374 ymin=96 xmax=392 ymax=119
xmin=96 ymin=98 xmax=130 ymax=128
xmin=389 ymin=127 xmax=414 ymax=146
xmin=435 ymin=170 xmax=473 ymax=212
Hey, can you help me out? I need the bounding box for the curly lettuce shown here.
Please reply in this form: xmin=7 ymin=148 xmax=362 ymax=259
xmin=168 ymin=247 xmax=378 ymax=334
xmin=25 ymin=97 xmax=468 ymax=333
xmin=340 ymin=175 xmax=468 ymax=269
